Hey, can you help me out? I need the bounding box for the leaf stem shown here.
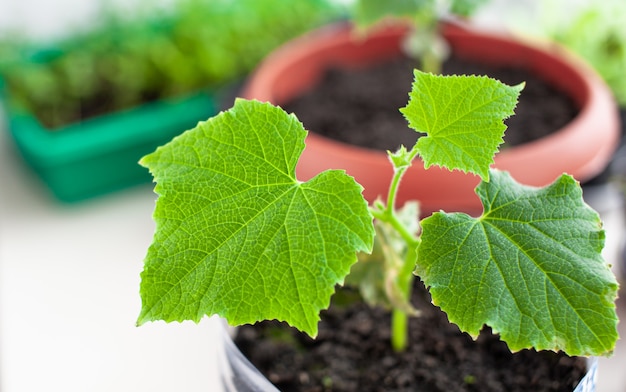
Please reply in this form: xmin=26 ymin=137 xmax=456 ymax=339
xmin=377 ymin=146 xmax=421 ymax=247
xmin=386 ymin=149 xmax=416 ymax=212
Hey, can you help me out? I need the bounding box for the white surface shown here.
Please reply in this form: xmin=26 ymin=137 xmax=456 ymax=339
xmin=0 ymin=120 xmax=222 ymax=391
xmin=0 ymin=0 xmax=177 ymax=41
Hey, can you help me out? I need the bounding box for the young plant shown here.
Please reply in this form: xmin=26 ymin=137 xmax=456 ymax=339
xmin=354 ymin=0 xmax=489 ymax=73
xmin=137 ymin=70 xmax=619 ymax=362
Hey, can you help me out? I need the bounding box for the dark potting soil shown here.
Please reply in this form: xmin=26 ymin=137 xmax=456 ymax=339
xmin=235 ymin=279 xmax=588 ymax=392
xmin=281 ymin=56 xmax=579 ymax=152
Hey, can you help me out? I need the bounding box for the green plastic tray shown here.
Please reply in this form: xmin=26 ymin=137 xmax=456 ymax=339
xmin=2 ymin=91 xmax=216 ymax=202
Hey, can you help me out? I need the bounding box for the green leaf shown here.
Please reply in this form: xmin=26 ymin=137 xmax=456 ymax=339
xmin=400 ymin=71 xmax=523 ymax=181
xmin=138 ymin=99 xmax=374 ymax=337
xmin=416 ymin=170 xmax=619 ymax=356
xmin=352 ymin=0 xmax=487 ymax=27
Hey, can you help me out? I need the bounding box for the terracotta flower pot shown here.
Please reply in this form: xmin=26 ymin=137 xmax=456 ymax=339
xmin=242 ymin=22 xmax=620 ymax=215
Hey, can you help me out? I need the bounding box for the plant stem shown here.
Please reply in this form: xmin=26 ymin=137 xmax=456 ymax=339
xmin=421 ymin=50 xmax=441 ymax=75
xmin=382 ymin=146 xmax=421 ymax=352
xmin=386 ymin=147 xmax=419 ymax=210
xmin=391 ymin=307 xmax=409 ymax=351
xmin=391 ymin=245 xmax=418 ymax=352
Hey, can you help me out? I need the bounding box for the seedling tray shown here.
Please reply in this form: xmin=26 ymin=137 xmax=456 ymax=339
xmin=1 ymin=91 xmax=215 ymax=202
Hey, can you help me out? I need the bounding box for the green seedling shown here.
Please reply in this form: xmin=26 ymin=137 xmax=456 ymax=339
xmin=138 ymin=70 xmax=619 ymax=359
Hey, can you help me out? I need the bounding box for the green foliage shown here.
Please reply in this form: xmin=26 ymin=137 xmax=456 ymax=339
xmin=354 ymin=0 xmax=435 ymax=28
xmin=0 ymin=0 xmax=340 ymax=128
xmin=138 ymin=99 xmax=374 ymax=336
xmin=139 ymin=71 xmax=619 ymax=358
xmin=417 ymin=170 xmax=618 ymax=356
xmin=353 ymin=0 xmax=488 ymax=27
xmin=449 ymin=0 xmax=490 ymax=17
xmin=352 ymin=0 xmax=489 ymax=72
xmin=546 ymin=0 xmax=626 ymax=105
xmin=401 ymin=71 xmax=523 ymax=181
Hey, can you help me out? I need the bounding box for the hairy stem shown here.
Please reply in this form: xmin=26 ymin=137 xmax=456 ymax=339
xmin=378 ymin=146 xmax=421 ymax=351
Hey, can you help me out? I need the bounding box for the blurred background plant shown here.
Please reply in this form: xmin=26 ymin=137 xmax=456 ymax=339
xmin=352 ymin=0 xmax=489 ymax=74
xmin=471 ymin=0 xmax=626 ymax=107
xmin=0 ymin=0 xmax=342 ymax=129
xmin=542 ymin=0 xmax=626 ymax=106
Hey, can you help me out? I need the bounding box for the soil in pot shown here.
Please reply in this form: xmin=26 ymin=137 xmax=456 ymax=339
xmin=235 ymin=279 xmax=588 ymax=392
xmin=281 ymin=55 xmax=578 ymax=153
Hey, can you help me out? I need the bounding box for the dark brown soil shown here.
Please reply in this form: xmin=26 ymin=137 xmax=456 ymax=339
xmin=235 ymin=279 xmax=587 ymax=392
xmin=281 ymin=56 xmax=578 ymax=152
